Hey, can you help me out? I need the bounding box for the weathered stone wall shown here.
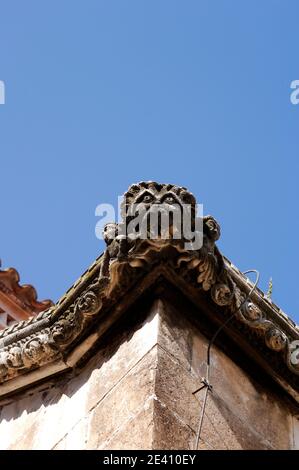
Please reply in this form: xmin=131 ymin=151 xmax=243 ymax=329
xmin=155 ymin=300 xmax=299 ymax=450
xmin=0 ymin=298 xmax=298 ymax=450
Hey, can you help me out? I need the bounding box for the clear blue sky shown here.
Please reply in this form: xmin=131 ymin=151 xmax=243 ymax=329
xmin=0 ymin=1 xmax=298 ymax=321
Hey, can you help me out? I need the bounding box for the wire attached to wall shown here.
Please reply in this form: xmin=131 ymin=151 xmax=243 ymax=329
xmin=193 ymin=269 xmax=260 ymax=450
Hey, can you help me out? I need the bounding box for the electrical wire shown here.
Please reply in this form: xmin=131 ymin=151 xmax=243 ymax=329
xmin=193 ymin=269 xmax=260 ymax=450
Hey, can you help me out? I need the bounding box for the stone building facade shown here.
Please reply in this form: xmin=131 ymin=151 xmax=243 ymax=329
xmin=0 ymin=182 xmax=298 ymax=449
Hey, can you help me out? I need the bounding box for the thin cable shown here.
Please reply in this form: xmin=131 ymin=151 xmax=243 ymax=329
xmin=194 ymin=269 xmax=260 ymax=450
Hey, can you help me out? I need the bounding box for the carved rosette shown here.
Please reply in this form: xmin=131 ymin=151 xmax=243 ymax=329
xmin=265 ymin=328 xmax=287 ymax=352
xmin=241 ymin=301 xmax=262 ymax=321
xmin=211 ymin=283 xmax=234 ymax=306
xmin=234 ymin=298 xmax=296 ymax=366
xmin=287 ymin=341 xmax=299 ymax=374
xmin=76 ymin=291 xmax=100 ymax=317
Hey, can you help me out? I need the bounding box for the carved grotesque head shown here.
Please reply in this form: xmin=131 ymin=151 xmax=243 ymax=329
xmin=120 ymin=182 xmax=197 ymax=239
xmin=121 ymin=181 xmax=196 ymax=219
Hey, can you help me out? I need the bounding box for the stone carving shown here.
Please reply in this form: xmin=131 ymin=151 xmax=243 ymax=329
xmin=211 ymin=283 xmax=234 ymax=306
xmin=121 ymin=181 xmax=196 ymax=221
xmin=51 ymin=308 xmax=81 ymax=346
xmin=5 ymin=346 xmax=23 ymax=368
xmin=0 ymin=328 xmax=59 ymax=378
xmin=265 ymin=328 xmax=287 ymax=352
xmin=0 ymin=330 xmax=56 ymax=381
xmin=76 ymin=290 xmax=100 ymax=317
xmin=110 ymin=182 xmax=298 ymax=375
xmin=23 ymin=332 xmax=51 ymax=362
xmin=100 ymin=222 xmax=135 ymax=278
xmin=234 ymin=298 xmax=290 ymax=352
xmin=0 ymin=181 xmax=298 ymax=385
xmin=0 ymin=279 xmax=108 ymax=381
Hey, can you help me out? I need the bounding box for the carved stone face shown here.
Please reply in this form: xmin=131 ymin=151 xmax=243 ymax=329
xmin=122 ymin=182 xmax=196 ymax=218
xmin=121 ymin=182 xmax=197 ymax=239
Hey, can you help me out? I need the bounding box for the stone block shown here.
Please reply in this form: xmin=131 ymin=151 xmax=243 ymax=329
xmin=86 ymin=348 xmax=157 ymax=449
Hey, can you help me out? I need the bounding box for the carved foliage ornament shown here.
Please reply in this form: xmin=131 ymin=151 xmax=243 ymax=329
xmin=0 ymin=279 xmax=106 ymax=381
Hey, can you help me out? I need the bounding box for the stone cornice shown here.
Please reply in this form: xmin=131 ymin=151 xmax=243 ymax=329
xmin=0 ymin=182 xmax=298 ymax=403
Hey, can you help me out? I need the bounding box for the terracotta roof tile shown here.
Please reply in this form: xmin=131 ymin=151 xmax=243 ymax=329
xmin=0 ymin=263 xmax=53 ymax=329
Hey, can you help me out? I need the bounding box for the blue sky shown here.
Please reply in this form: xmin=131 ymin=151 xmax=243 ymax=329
xmin=0 ymin=1 xmax=298 ymax=321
